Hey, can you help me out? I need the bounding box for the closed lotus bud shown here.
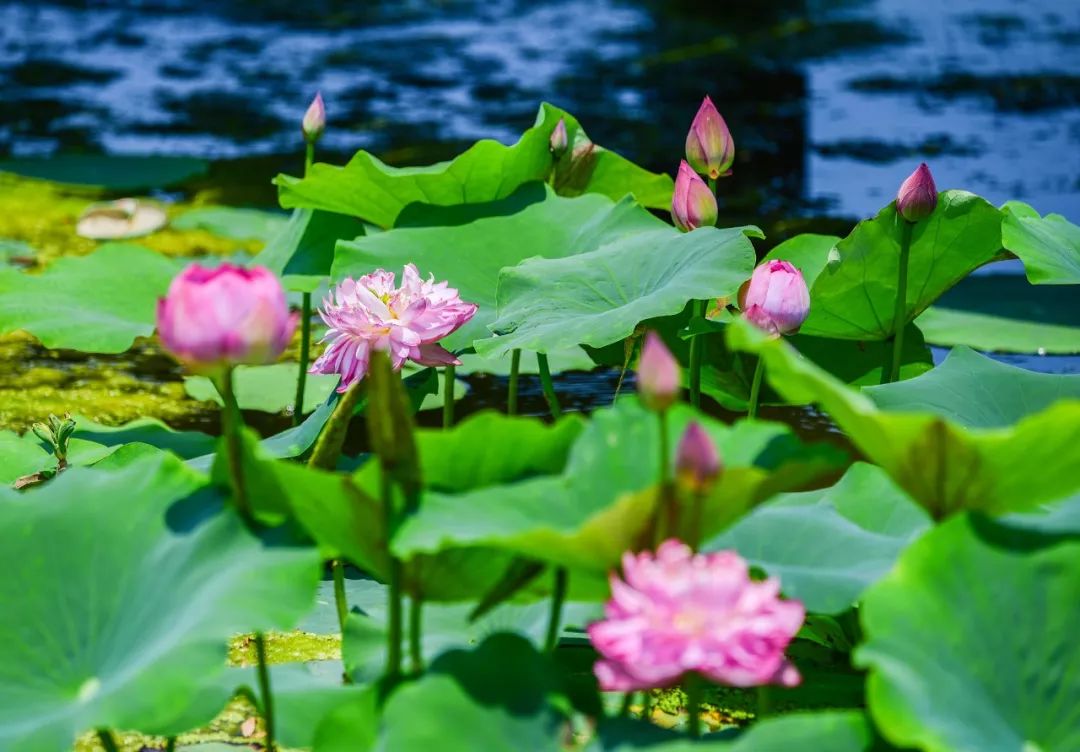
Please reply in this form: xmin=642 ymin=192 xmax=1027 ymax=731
xmin=671 ymin=160 xmax=718 ymax=232
xmin=302 ymin=92 xmax=326 ymax=143
xmin=676 ymin=421 xmax=722 ymax=492
xmin=685 ymin=95 xmax=735 ymax=180
xmin=637 ymin=331 xmax=681 ymax=412
xmin=550 ymin=118 xmax=569 ymax=159
xmin=738 ymin=260 xmax=811 ymax=336
xmin=896 ymin=163 xmax=937 ymax=222
xmin=156 ymin=264 xmax=298 ymax=376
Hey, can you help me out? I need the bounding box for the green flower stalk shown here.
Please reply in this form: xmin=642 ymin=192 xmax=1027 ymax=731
xmin=294 ymin=92 xmax=324 ymax=426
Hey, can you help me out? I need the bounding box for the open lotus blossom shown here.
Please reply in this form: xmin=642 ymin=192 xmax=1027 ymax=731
xmin=896 ymin=162 xmax=938 ymax=222
xmin=157 ymin=264 xmax=297 ymax=376
xmin=310 ymin=264 xmax=477 ymax=392
xmin=588 ymin=540 xmax=804 ymax=692
xmin=738 ymin=260 xmax=811 ymax=336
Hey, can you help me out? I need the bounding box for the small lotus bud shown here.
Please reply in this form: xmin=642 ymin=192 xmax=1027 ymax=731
xmin=685 ymin=96 xmax=735 ymax=180
xmin=896 ymin=163 xmax=937 ymax=222
xmin=738 ymin=260 xmax=811 ymax=336
xmin=637 ymin=331 xmax=681 ymax=412
xmin=676 ymin=421 xmax=722 ymax=492
xmin=550 ymin=118 xmax=569 ymax=159
xmin=302 ymin=92 xmax=326 ymax=143
xmin=671 ymin=161 xmax=718 ymax=232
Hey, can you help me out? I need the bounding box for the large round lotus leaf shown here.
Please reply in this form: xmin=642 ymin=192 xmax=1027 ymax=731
xmin=1002 ymin=201 xmax=1080 ymax=285
xmin=916 ymin=306 xmax=1080 ymax=354
xmin=473 ymin=225 xmax=759 ymax=358
xmin=171 ymin=207 xmax=288 ymax=243
xmin=0 ymin=155 xmax=207 ymax=190
xmin=706 ymin=462 xmax=930 ymax=614
xmin=728 ymin=318 xmax=1080 ymax=519
xmin=332 ymin=186 xmax=664 ymax=351
xmin=0 ymin=243 xmax=179 ymax=353
xmin=255 ymin=208 xmax=366 ymax=283
xmin=801 ymin=191 xmax=1002 ymax=340
xmin=761 ymin=233 xmax=841 ymax=287
xmin=0 ymin=453 xmax=322 ymax=751
xmin=856 ymin=514 xmax=1080 ymax=752
xmin=70 ymin=416 xmax=217 ymax=459
xmin=276 ymin=103 xmax=672 ymax=228
xmin=865 ymin=346 xmax=1080 ymax=428
xmin=185 ymin=363 xmax=340 ymax=415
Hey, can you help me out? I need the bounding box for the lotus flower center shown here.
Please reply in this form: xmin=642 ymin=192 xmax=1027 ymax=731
xmin=672 ymin=608 xmax=711 ymax=636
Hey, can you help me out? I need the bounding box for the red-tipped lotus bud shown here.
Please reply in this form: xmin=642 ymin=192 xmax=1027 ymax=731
xmin=896 ymin=163 xmax=937 ymax=222
xmin=671 ymin=160 xmax=718 ymax=232
xmin=302 ymin=92 xmax=326 ymax=143
xmin=637 ymin=331 xmax=681 ymax=412
xmin=738 ymin=260 xmax=811 ymax=336
xmin=685 ymin=96 xmax=735 ymax=180
xmin=550 ymin=118 xmax=569 ymax=159
xmin=676 ymin=421 xmax=722 ymax=492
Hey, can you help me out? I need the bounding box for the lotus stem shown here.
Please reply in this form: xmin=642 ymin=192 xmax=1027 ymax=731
xmin=165 ymin=736 xmax=176 ymax=752
xmin=544 ymin=567 xmax=568 ymax=653
xmin=618 ymin=692 xmax=635 ymax=718
xmin=887 ymin=220 xmax=915 ymax=383
xmin=304 ymin=141 xmax=315 ymax=174
xmin=642 ymin=690 xmax=653 ymax=721
xmin=756 ymin=684 xmax=772 ymax=719
xmin=409 ymin=592 xmax=424 ymax=673
xmin=443 ymin=364 xmax=456 ymax=428
xmin=653 ymin=409 xmax=672 ymax=545
xmin=307 ymin=381 xmax=363 ymax=470
xmin=536 ymin=352 xmax=562 ymax=419
xmin=507 ymin=349 xmax=521 ymax=415
xmin=332 ymin=559 xmax=348 ymax=634
xmin=292 ymin=293 xmax=312 ymax=426
xmin=254 ymin=632 xmax=276 ymax=752
xmin=383 ymin=470 xmax=404 ymax=678
xmin=214 ymin=369 xmax=253 ymax=525
xmin=685 ymin=673 xmax=704 ymax=738
xmin=96 ymin=730 xmax=120 ymax=752
xmin=747 ymin=357 xmax=764 ymax=418
xmin=688 ymin=300 xmax=706 ymax=408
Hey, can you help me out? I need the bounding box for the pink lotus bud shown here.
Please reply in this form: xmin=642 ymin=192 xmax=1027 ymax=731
xmin=738 ymin=260 xmax=811 ymax=336
xmin=157 ymin=264 xmax=298 ymax=376
xmin=685 ymin=95 xmax=735 ymax=180
xmin=637 ymin=331 xmax=681 ymax=411
xmin=671 ymin=160 xmax=718 ymax=232
xmin=896 ymin=163 xmax=937 ymax=222
xmin=550 ymin=118 xmax=569 ymax=159
xmin=676 ymin=421 xmax=722 ymax=492
xmin=302 ymin=92 xmax=326 ymax=143
xmin=588 ymin=540 xmax=804 ymax=691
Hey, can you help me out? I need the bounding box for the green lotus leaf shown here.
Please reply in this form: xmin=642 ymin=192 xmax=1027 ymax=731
xmin=0 ymin=243 xmax=179 ymax=353
xmin=915 ymin=306 xmax=1080 ymax=354
xmin=705 ymin=462 xmax=930 ymax=614
xmin=255 ymin=208 xmax=366 ymax=285
xmin=0 ymin=155 xmax=208 ymax=190
xmin=1002 ymin=200 xmax=1080 ymax=284
xmin=865 ymin=346 xmax=1080 ymax=428
xmin=456 ymin=346 xmax=596 ymax=376
xmin=276 ymin=103 xmax=672 ymax=228
xmin=761 ymin=233 xmax=841 ymax=287
xmin=0 ymin=452 xmax=321 ymax=751
xmin=801 ymin=191 xmax=1002 ymax=340
xmin=728 ymin=318 xmax=1080 ymax=519
xmin=855 ymin=514 xmax=1080 ymax=752
xmin=171 ymin=207 xmax=289 ymax=243
xmin=333 ymin=186 xmax=664 ymax=350
xmin=473 ymin=224 xmax=759 ymax=358
xmin=185 ymin=363 xmax=340 ymax=415
xmin=71 ymin=415 xmax=217 ymax=459
xmin=0 ymin=429 xmax=50 ymax=484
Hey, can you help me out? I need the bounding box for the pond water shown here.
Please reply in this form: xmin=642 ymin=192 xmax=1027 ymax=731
xmin=0 ymin=0 xmax=1078 ymax=436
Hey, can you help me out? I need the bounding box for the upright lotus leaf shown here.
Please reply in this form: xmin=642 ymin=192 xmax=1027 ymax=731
xmin=1002 ymin=200 xmax=1080 ymax=284
xmin=728 ymin=318 xmax=1080 ymax=518
xmin=255 ymin=208 xmax=367 ymax=288
xmin=856 ymin=514 xmax=1080 ymax=752
xmin=801 ymin=191 xmax=1002 ymax=340
xmin=761 ymin=233 xmax=841 ymax=287
xmin=0 ymin=243 xmax=179 ymax=353
xmin=473 ymin=225 xmax=760 ymax=358
xmin=275 ymin=102 xmax=672 ymax=228
xmin=866 ymin=346 xmax=1080 ymax=428
xmin=915 ymin=306 xmax=1080 ymax=354
xmin=0 ymin=453 xmax=322 ymax=751
xmin=333 ymin=187 xmax=665 ymax=350
xmin=705 ymin=462 xmax=931 ymax=614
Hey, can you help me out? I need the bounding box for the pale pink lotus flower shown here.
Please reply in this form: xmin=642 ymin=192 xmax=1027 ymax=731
xmin=671 ymin=161 xmax=718 ymax=233
xmin=302 ymin=92 xmax=326 ymax=142
xmin=637 ymin=331 xmax=681 ymax=411
xmin=588 ymin=540 xmax=804 ymax=692
xmin=310 ymin=264 xmax=477 ymax=392
xmin=896 ymin=162 xmax=938 ymax=222
xmin=676 ymin=421 xmax=722 ymax=492
xmin=157 ymin=264 xmax=298 ymax=376
xmin=738 ymin=260 xmax=811 ymax=336
xmin=685 ymin=96 xmax=735 ymax=180
xmin=550 ymin=117 xmax=569 ymax=158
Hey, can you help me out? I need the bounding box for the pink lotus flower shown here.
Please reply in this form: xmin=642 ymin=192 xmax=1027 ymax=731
xmin=671 ymin=161 xmax=718 ymax=233
xmin=550 ymin=117 xmax=569 ymax=158
xmin=676 ymin=421 xmax=721 ymax=492
xmin=896 ymin=162 xmax=937 ymax=222
xmin=685 ymin=96 xmax=735 ymax=180
xmin=157 ymin=264 xmax=298 ymax=376
xmin=638 ymin=331 xmax=681 ymax=411
xmin=310 ymin=264 xmax=477 ymax=392
xmin=738 ymin=260 xmax=811 ymax=336
xmin=302 ymin=92 xmax=326 ymax=142
xmin=588 ymin=540 xmax=804 ymax=692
